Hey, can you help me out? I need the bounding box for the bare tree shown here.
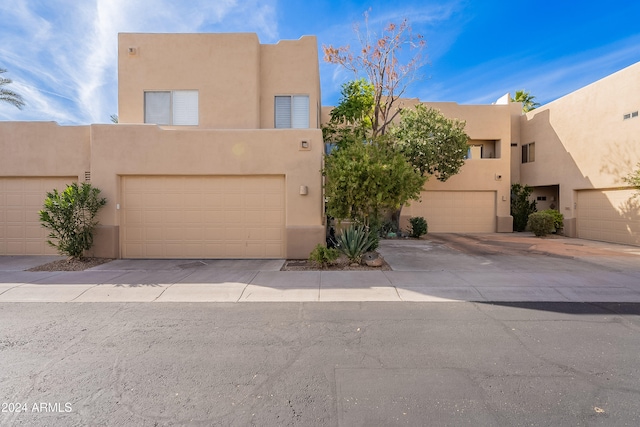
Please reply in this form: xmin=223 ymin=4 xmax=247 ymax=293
xmin=323 ymin=12 xmax=426 ymax=137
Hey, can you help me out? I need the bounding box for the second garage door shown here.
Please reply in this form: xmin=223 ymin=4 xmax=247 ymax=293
xmin=121 ymin=176 xmax=285 ymax=258
xmin=577 ymin=189 xmax=639 ymax=246
xmin=403 ymin=191 xmax=496 ymax=233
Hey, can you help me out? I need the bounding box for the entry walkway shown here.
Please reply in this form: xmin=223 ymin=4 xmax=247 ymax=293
xmin=0 ymin=234 xmax=639 ymax=303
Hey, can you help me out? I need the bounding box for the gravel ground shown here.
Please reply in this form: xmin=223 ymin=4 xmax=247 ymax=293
xmin=281 ymin=254 xmax=391 ymax=271
xmin=27 ymin=257 xmax=114 ymax=272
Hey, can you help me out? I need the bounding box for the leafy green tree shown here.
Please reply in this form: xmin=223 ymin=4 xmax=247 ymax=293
xmin=322 ymin=79 xmax=374 ymax=148
xmin=0 ymin=68 xmax=25 ymax=109
xmin=392 ymin=104 xmax=469 ymax=180
xmin=323 ymin=139 xmax=426 ymax=226
xmin=39 ymin=183 xmax=107 ymax=259
xmin=511 ymin=183 xmax=537 ymax=231
xmin=511 ymin=90 xmax=540 ymax=113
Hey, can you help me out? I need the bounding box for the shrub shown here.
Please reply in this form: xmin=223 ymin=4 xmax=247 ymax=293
xmin=39 ymin=182 xmax=107 ymax=259
xmin=511 ymin=183 xmax=537 ymax=232
xmin=309 ymin=244 xmax=339 ymax=268
xmin=539 ymin=209 xmax=564 ymax=231
xmin=527 ymin=212 xmax=555 ymax=237
xmin=333 ymin=224 xmax=377 ymax=263
xmin=407 ymin=216 xmax=428 ymax=238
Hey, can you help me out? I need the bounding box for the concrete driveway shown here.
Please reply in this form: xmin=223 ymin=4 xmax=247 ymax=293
xmin=0 ymin=233 xmax=639 ymax=303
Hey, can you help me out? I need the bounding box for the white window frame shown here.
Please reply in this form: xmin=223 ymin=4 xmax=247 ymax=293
xmin=144 ymin=90 xmax=199 ymax=126
xmin=275 ymin=95 xmax=309 ymax=128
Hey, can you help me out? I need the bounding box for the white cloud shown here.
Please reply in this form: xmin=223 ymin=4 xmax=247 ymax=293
xmin=0 ymin=0 xmax=279 ymax=124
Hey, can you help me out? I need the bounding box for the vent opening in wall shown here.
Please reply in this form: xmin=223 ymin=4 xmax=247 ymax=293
xmin=623 ymin=111 xmax=638 ymax=120
xmin=84 ymin=171 xmax=91 ymax=182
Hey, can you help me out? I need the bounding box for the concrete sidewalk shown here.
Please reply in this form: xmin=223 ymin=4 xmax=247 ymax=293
xmin=1 ymin=235 xmax=639 ymax=303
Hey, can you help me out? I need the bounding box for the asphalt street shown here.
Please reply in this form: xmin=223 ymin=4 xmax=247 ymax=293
xmin=1 ymin=302 xmax=639 ymax=426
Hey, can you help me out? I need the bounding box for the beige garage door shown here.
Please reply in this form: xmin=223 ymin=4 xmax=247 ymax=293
xmin=577 ymin=189 xmax=639 ymax=246
xmin=0 ymin=177 xmax=76 ymax=255
xmin=403 ymin=191 xmax=496 ymax=233
xmin=121 ymin=175 xmax=285 ymax=258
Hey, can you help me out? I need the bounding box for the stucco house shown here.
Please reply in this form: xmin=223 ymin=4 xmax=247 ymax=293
xmin=0 ymin=33 xmax=326 ymax=259
xmin=0 ymin=32 xmax=638 ymax=258
xmin=514 ymin=62 xmax=640 ymax=246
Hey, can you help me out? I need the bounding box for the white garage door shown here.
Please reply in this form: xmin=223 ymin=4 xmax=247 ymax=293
xmin=121 ymin=176 xmax=285 ymax=258
xmin=0 ymin=177 xmax=76 ymax=255
xmin=403 ymin=191 xmax=496 ymax=233
xmin=577 ymin=189 xmax=639 ymax=246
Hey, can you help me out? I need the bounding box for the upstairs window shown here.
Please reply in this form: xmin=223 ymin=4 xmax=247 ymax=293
xmin=144 ymin=90 xmax=198 ymax=125
xmin=522 ymin=142 xmax=535 ymax=163
xmin=275 ymin=95 xmax=309 ymax=128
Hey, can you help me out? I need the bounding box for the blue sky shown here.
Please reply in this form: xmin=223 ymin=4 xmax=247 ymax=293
xmin=1 ymin=0 xmax=639 ymax=124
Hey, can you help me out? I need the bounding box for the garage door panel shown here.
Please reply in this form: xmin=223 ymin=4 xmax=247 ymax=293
xmin=404 ymin=191 xmax=496 ymax=233
xmin=144 ymin=227 xmax=164 ymax=241
xmin=265 ymin=228 xmax=283 ymax=240
xmin=1 ymin=177 xmax=76 ymax=255
xmin=121 ymin=176 xmax=285 ymax=258
xmin=265 ymin=243 xmax=284 ymax=258
xmin=204 ymin=228 xmax=223 ymax=239
xmin=577 ymin=189 xmax=639 ymax=246
xmin=265 ymin=197 xmax=284 ymax=209
xmin=224 ymin=211 xmax=244 ymax=224
xmin=202 ymin=195 xmax=224 ymax=207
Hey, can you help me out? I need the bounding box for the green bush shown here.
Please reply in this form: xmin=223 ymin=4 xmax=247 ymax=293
xmin=334 ymin=225 xmax=377 ymax=263
xmin=539 ymin=209 xmax=564 ymax=231
xmin=407 ymin=216 xmax=428 ymax=238
xmin=309 ymin=244 xmax=339 ymax=268
xmin=527 ymin=212 xmax=555 ymax=237
xmin=511 ymin=183 xmax=537 ymax=232
xmin=39 ymin=182 xmax=107 ymax=259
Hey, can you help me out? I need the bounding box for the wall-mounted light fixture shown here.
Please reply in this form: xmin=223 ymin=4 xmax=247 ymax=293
xmin=300 ymin=140 xmax=310 ymax=150
xmin=299 ymin=185 xmax=308 ymax=195
xmin=128 ymin=47 xmax=137 ymax=55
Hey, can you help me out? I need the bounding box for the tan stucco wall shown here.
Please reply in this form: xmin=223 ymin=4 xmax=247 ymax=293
xmin=518 ymin=61 xmax=640 ymax=232
xmin=89 ymin=125 xmax=325 ymax=258
xmin=1 ymin=121 xmax=324 ymax=259
xmin=259 ymin=37 xmax=321 ymax=129
xmin=0 ymin=122 xmax=90 ymax=178
xmin=119 ymin=33 xmax=321 ymax=131
xmin=119 ymin=33 xmax=261 ymax=128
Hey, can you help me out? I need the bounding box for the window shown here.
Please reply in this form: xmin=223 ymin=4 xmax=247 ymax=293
xmin=275 ymin=95 xmax=309 ymax=128
xmin=144 ymin=90 xmax=198 ymax=125
xmin=522 ymin=142 xmax=535 ymax=163
xmin=624 ymin=111 xmax=639 ymax=120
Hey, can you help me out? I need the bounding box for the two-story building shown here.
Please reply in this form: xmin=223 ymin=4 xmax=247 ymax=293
xmin=0 ymin=32 xmax=638 ymax=258
xmin=0 ymin=33 xmax=327 ymax=259
xmin=515 ymin=62 xmax=640 ymax=246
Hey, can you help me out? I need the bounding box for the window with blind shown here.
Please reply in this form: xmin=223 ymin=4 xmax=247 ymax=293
xmin=275 ymin=95 xmax=309 ymax=128
xmin=144 ymin=90 xmax=198 ymax=125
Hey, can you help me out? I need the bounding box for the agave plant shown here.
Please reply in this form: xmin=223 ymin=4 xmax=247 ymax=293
xmin=333 ymin=224 xmax=377 ymax=263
